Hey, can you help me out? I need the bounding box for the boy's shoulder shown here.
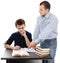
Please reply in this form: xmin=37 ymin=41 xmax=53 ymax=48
xmin=25 ymin=31 xmax=32 ymax=35
xmin=11 ymin=31 xmax=31 ymax=35
xmin=11 ymin=31 xmax=19 ymax=36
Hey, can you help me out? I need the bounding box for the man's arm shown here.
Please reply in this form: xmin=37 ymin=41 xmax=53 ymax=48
xmin=33 ymin=18 xmax=40 ymax=41
xmin=34 ymin=17 xmax=58 ymax=44
xmin=29 ymin=16 xmax=58 ymax=48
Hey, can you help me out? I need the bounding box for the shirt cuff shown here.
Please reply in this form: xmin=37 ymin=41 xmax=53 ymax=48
xmin=33 ymin=39 xmax=44 ymax=44
xmin=33 ymin=39 xmax=40 ymax=44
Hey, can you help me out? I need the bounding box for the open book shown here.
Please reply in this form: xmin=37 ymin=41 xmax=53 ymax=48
xmin=12 ymin=49 xmax=30 ymax=57
xmin=12 ymin=48 xmax=36 ymax=57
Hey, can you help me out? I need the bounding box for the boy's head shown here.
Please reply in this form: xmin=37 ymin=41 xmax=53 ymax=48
xmin=15 ymin=19 xmax=25 ymax=34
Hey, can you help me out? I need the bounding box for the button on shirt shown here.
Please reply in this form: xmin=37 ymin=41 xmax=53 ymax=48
xmin=5 ymin=31 xmax=32 ymax=48
xmin=33 ymin=12 xmax=58 ymax=44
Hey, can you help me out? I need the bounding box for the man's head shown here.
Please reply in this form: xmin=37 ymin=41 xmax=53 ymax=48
xmin=39 ymin=1 xmax=51 ymax=16
xmin=15 ymin=19 xmax=25 ymax=34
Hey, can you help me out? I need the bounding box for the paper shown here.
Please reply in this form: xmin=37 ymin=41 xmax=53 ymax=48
xmin=12 ymin=48 xmax=36 ymax=57
xmin=23 ymin=48 xmax=36 ymax=52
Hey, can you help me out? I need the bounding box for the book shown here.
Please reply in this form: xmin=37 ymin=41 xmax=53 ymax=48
xmin=36 ymin=46 xmax=50 ymax=57
xmin=12 ymin=50 xmax=30 ymax=57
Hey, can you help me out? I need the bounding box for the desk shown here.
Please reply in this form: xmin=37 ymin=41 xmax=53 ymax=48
xmin=1 ymin=49 xmax=52 ymax=63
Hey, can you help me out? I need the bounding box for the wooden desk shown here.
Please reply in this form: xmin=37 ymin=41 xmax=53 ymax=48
xmin=1 ymin=49 xmax=52 ymax=63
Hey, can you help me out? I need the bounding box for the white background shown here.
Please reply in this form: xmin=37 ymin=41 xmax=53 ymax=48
xmin=0 ymin=0 xmax=60 ymax=63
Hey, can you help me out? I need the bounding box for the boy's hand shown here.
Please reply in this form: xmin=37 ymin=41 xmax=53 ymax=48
xmin=13 ymin=46 xmax=21 ymax=50
xmin=21 ymin=31 xmax=26 ymax=37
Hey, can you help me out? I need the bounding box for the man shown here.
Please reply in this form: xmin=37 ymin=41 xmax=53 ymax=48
xmin=29 ymin=1 xmax=58 ymax=63
xmin=4 ymin=19 xmax=32 ymax=50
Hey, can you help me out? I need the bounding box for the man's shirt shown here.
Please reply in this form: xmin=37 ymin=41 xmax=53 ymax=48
xmin=33 ymin=12 xmax=58 ymax=44
xmin=5 ymin=31 xmax=32 ymax=48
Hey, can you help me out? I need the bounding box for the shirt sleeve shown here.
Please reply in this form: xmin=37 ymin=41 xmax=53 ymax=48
xmin=27 ymin=33 xmax=32 ymax=42
xmin=34 ymin=17 xmax=58 ymax=44
xmin=5 ymin=34 xmax=14 ymax=45
xmin=33 ymin=18 xmax=40 ymax=43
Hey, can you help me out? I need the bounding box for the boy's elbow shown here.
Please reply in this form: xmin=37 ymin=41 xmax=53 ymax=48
xmin=4 ymin=44 xmax=7 ymax=48
xmin=4 ymin=44 xmax=9 ymax=48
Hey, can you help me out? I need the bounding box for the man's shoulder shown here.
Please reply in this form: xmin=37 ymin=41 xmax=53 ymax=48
xmin=37 ymin=15 xmax=43 ymax=22
xmin=49 ymin=13 xmax=58 ymax=23
xmin=37 ymin=15 xmax=41 ymax=19
xmin=50 ymin=13 xmax=58 ymax=19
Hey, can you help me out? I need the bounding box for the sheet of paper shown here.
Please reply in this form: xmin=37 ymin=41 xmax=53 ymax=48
xmin=13 ymin=48 xmax=36 ymax=53
xmin=23 ymin=48 xmax=36 ymax=52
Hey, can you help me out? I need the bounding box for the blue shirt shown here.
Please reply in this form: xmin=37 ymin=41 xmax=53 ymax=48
xmin=5 ymin=31 xmax=32 ymax=48
xmin=33 ymin=12 xmax=58 ymax=44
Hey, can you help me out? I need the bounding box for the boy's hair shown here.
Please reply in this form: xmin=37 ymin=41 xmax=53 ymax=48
xmin=15 ymin=19 xmax=25 ymax=27
xmin=40 ymin=1 xmax=51 ymax=10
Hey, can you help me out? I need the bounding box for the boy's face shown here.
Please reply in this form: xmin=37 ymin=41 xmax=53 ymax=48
xmin=16 ymin=24 xmax=25 ymax=34
xmin=39 ymin=5 xmax=49 ymax=16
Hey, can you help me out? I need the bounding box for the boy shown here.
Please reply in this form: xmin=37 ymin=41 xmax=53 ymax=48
xmin=4 ymin=19 xmax=32 ymax=50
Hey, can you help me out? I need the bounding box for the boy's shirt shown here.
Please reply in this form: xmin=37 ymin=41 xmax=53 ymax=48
xmin=5 ymin=31 xmax=32 ymax=48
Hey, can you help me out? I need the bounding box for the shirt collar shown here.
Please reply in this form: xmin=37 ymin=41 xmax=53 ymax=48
xmin=45 ymin=12 xmax=50 ymax=18
xmin=41 ymin=12 xmax=50 ymax=19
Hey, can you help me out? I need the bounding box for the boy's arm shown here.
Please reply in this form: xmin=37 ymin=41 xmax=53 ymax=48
xmin=4 ymin=44 xmax=14 ymax=50
xmin=4 ymin=44 xmax=21 ymax=50
xmin=22 ymin=31 xmax=32 ymax=47
xmin=24 ymin=35 xmax=31 ymax=47
xmin=4 ymin=33 xmax=21 ymax=50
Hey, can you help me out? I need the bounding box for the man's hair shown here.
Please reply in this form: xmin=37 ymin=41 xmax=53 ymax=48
xmin=15 ymin=19 xmax=25 ymax=27
xmin=40 ymin=1 xmax=51 ymax=10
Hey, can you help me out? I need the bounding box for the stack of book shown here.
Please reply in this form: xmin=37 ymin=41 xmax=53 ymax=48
xmin=35 ymin=47 xmax=50 ymax=57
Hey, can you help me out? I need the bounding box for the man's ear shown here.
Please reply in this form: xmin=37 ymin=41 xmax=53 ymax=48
xmin=46 ymin=9 xmax=49 ymax=12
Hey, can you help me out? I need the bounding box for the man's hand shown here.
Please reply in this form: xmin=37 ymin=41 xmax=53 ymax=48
xmin=29 ymin=42 xmax=37 ymax=48
xmin=35 ymin=46 xmax=42 ymax=51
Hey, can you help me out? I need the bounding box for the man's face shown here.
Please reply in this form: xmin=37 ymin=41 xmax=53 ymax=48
xmin=16 ymin=24 xmax=25 ymax=34
xmin=39 ymin=5 xmax=49 ymax=16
